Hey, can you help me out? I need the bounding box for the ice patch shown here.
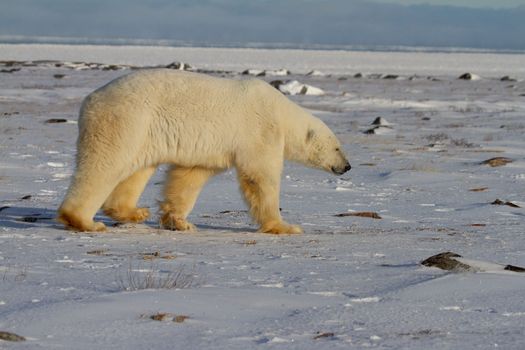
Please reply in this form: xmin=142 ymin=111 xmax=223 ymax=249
xmin=259 ymin=282 xmax=284 ymax=288
xmin=344 ymin=98 xmax=434 ymax=109
xmin=47 ymin=162 xmax=65 ymax=168
xmin=269 ymin=337 xmax=291 ymax=343
xmin=440 ymin=306 xmax=462 ymax=311
xmin=40 ymin=189 xmax=57 ymax=195
xmin=349 ymin=297 xmax=381 ymax=303
xmin=308 ymin=291 xmax=340 ymax=297
xmin=265 ymin=69 xmax=290 ymax=76
xmin=503 ymin=312 xmax=525 ymax=317
xmin=277 ymin=80 xmax=325 ymax=96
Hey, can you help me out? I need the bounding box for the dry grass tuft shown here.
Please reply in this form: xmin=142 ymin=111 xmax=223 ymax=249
xmin=146 ymin=312 xmax=190 ymax=323
xmin=335 ymin=211 xmax=382 ymax=219
xmin=2 ymin=265 xmax=28 ymax=283
xmin=469 ymin=187 xmax=488 ymax=192
xmin=141 ymin=251 xmax=177 ymax=260
xmin=313 ymin=332 xmax=335 ymax=340
xmin=481 ymin=157 xmax=513 ymax=167
xmin=117 ymin=262 xmax=194 ymax=291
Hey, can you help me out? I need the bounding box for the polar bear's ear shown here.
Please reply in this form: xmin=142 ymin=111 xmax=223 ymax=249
xmin=306 ymin=129 xmax=316 ymax=143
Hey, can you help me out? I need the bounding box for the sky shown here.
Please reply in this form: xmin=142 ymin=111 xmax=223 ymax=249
xmin=0 ymin=0 xmax=524 ymax=51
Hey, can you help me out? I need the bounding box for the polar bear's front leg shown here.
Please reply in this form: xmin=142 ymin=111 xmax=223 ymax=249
xmin=160 ymin=165 xmax=216 ymax=231
xmin=238 ymin=167 xmax=302 ymax=235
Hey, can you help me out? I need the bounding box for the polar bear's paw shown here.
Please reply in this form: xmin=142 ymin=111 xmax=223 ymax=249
xmin=260 ymin=221 xmax=303 ymax=235
xmin=160 ymin=213 xmax=197 ymax=232
xmin=91 ymin=221 xmax=107 ymax=232
xmin=104 ymin=207 xmax=150 ymax=223
xmin=57 ymin=209 xmax=107 ymax=232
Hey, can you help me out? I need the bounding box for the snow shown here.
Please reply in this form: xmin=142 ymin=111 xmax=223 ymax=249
xmin=277 ymin=80 xmax=325 ymax=96
xmin=1 ymin=44 xmax=525 ymax=349
xmin=2 ymin=43 xmax=525 ymax=78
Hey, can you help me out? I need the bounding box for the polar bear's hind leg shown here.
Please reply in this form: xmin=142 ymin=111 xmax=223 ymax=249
xmin=103 ymin=166 xmax=156 ymax=223
xmin=57 ymin=166 xmax=128 ymax=232
xmin=160 ymin=166 xmax=217 ymax=231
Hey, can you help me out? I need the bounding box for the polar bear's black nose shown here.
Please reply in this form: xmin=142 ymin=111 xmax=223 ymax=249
xmin=332 ymin=162 xmax=351 ymax=175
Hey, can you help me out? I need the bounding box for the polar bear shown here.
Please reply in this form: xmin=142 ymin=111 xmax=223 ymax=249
xmin=57 ymin=69 xmax=350 ymax=234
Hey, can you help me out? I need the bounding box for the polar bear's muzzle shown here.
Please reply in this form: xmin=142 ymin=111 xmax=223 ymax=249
xmin=331 ymin=162 xmax=351 ymax=175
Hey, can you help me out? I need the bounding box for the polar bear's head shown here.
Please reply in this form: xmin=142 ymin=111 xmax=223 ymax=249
xmin=304 ymin=123 xmax=351 ymax=175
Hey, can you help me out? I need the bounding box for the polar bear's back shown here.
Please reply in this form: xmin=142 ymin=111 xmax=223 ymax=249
xmin=84 ymin=69 xmax=245 ymax=114
xmin=77 ymin=69 xmax=286 ymax=170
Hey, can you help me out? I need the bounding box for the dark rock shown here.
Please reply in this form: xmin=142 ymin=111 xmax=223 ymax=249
xmin=364 ymin=126 xmax=392 ymax=135
xmin=0 ymin=68 xmax=21 ymax=73
xmin=0 ymin=331 xmax=26 ymax=342
xmin=53 ymin=74 xmax=66 ymax=79
xmin=269 ymin=80 xmax=284 ymax=90
xmin=2 ymin=112 xmax=19 ymax=116
xmin=382 ymin=74 xmax=399 ymax=80
xmin=421 ymin=252 xmax=472 ymax=272
xmin=504 ymin=265 xmax=525 ymax=272
xmin=491 ymin=199 xmax=521 ymax=208
xmin=371 ymin=117 xmax=389 ymax=126
xmin=501 ymin=76 xmax=517 ymax=82
xmin=458 ymin=72 xmax=480 ymax=80
xmin=241 ymin=69 xmax=265 ymax=76
xmin=353 ymin=73 xmax=363 ymax=78
xmin=102 ymin=65 xmax=121 ymax=71
xmin=45 ymin=118 xmax=68 ymax=124
xmin=0 ymin=61 xmax=19 ymax=67
xmin=165 ymin=62 xmax=192 ymax=70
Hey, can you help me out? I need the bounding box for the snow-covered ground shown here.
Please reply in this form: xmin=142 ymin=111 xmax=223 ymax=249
xmin=1 ymin=44 xmax=525 ymax=349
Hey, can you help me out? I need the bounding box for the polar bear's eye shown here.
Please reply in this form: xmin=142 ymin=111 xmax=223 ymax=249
xmin=335 ymin=148 xmax=340 ymax=152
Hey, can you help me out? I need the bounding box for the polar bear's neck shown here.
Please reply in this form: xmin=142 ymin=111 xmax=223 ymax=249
xmin=279 ymin=98 xmax=317 ymax=164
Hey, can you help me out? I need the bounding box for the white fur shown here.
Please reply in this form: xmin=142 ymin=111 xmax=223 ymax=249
xmin=57 ymin=69 xmax=350 ymax=234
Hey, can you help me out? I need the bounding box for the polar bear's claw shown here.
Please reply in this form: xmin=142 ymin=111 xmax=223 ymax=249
xmin=161 ymin=214 xmax=197 ymax=232
xmin=260 ymin=222 xmax=303 ymax=235
xmin=104 ymin=207 xmax=150 ymax=223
